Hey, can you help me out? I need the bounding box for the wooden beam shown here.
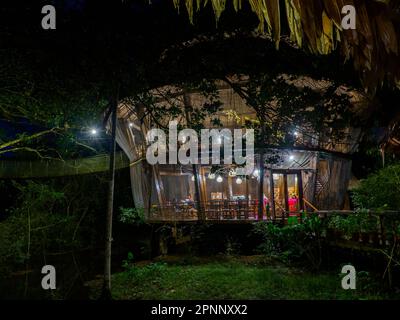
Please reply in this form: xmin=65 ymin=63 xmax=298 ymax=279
xmin=270 ymin=170 xmax=276 ymax=219
xmin=298 ymin=172 xmax=304 ymax=211
xmin=283 ymin=173 xmax=289 ymax=216
xmin=258 ymin=154 xmax=265 ymax=220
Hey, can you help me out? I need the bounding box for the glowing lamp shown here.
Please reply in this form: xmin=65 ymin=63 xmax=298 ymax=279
xmin=253 ymin=169 xmax=259 ymax=178
xmin=229 ymin=169 xmax=237 ymax=177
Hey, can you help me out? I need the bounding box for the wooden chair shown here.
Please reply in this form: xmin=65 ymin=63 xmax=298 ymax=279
xmin=221 ymin=200 xmax=234 ymax=220
xmin=237 ymin=200 xmax=247 ymax=220
xmin=247 ymin=201 xmax=257 ymax=220
xmin=205 ymin=201 xmax=219 ymax=220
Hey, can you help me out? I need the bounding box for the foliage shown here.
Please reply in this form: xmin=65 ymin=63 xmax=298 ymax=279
xmin=253 ymin=214 xmax=327 ymax=270
xmin=226 ymin=73 xmax=353 ymax=152
xmin=122 ymin=251 xmax=135 ymax=270
xmin=352 ymin=164 xmax=400 ymax=210
xmin=171 ymin=0 xmax=400 ymax=93
xmin=130 ymin=78 xmax=223 ymax=134
xmin=0 ymin=50 xmax=109 ymax=159
xmin=0 ymin=181 xmax=69 ymax=276
xmin=119 ymin=207 xmax=146 ymax=226
xmin=121 ymin=252 xmax=167 ymax=285
xmin=327 ymin=211 xmax=378 ymax=238
xmin=0 ymin=175 xmax=108 ymax=284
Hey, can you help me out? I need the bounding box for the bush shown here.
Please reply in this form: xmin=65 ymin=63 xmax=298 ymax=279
xmin=327 ymin=210 xmax=378 ymax=239
xmin=0 ymin=178 xmax=103 ymax=281
xmin=253 ymin=214 xmax=327 ymax=270
xmin=352 ymin=164 xmax=400 ymax=210
xmin=119 ymin=207 xmax=146 ymax=225
xmin=0 ymin=181 xmax=71 ymax=277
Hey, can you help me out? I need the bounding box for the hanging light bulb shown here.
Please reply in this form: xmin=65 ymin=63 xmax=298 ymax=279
xmin=90 ymin=128 xmax=98 ymax=135
xmin=229 ymin=169 xmax=237 ymax=177
xmin=293 ymin=131 xmax=299 ymax=137
xmin=236 ymin=177 xmax=243 ymax=185
xmin=216 ymin=175 xmax=223 ymax=183
xmin=191 ymin=175 xmax=195 ymax=182
xmin=253 ymin=169 xmax=259 ymax=178
xmin=208 ymin=173 xmax=216 ymax=180
xmin=289 ymin=155 xmax=295 ymax=160
xmin=129 ymin=122 xmax=134 ymax=128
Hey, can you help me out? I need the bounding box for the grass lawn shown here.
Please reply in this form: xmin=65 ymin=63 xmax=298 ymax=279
xmin=88 ymin=255 xmax=396 ymax=300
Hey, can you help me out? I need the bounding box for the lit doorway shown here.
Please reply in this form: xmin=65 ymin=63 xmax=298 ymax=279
xmin=270 ymin=170 xmax=304 ymax=218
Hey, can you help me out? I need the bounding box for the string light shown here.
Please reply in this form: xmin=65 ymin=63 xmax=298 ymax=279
xmin=216 ymin=175 xmax=223 ymax=183
xmin=208 ymin=173 xmax=216 ymax=180
xmin=252 ymin=169 xmax=259 ymax=178
xmin=90 ymin=129 xmax=98 ymax=135
xmin=289 ymin=155 xmax=295 ymax=160
xmin=191 ymin=175 xmax=195 ymax=182
xmin=236 ymin=177 xmax=243 ymax=184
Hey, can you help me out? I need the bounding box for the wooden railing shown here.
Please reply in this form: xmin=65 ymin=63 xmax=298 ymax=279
xmin=320 ymin=210 xmax=400 ymax=248
xmin=281 ymin=210 xmax=400 ymax=249
xmin=148 ymin=200 xmax=259 ymax=222
xmin=303 ymin=198 xmax=319 ymax=211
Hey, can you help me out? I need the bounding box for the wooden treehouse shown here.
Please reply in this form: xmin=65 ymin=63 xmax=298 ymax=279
xmin=114 ymin=77 xmax=368 ymax=224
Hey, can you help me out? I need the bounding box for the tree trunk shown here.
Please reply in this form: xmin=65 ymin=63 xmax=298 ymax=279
xmin=100 ymin=96 xmax=118 ymax=300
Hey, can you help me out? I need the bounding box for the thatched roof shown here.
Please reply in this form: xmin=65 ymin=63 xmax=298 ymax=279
xmin=172 ymin=0 xmax=400 ymax=93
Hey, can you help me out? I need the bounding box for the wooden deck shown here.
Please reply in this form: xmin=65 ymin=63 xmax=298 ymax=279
xmin=147 ymin=208 xmax=400 ymax=248
xmin=147 ymin=207 xmax=400 ymax=250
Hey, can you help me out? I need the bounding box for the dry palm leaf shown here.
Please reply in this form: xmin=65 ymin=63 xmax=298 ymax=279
xmin=170 ymin=0 xmax=400 ymax=93
xmin=285 ymin=0 xmax=302 ymax=47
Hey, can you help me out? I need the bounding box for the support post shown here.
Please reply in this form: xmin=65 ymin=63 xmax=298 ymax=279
xmin=183 ymin=92 xmax=204 ymax=220
xmin=283 ymin=173 xmax=289 ymax=220
xmin=258 ymin=152 xmax=265 ymax=220
xmin=298 ymin=172 xmax=304 ymax=211
xmin=192 ymin=164 xmax=204 ymax=220
xmin=269 ymin=169 xmax=276 ymax=220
